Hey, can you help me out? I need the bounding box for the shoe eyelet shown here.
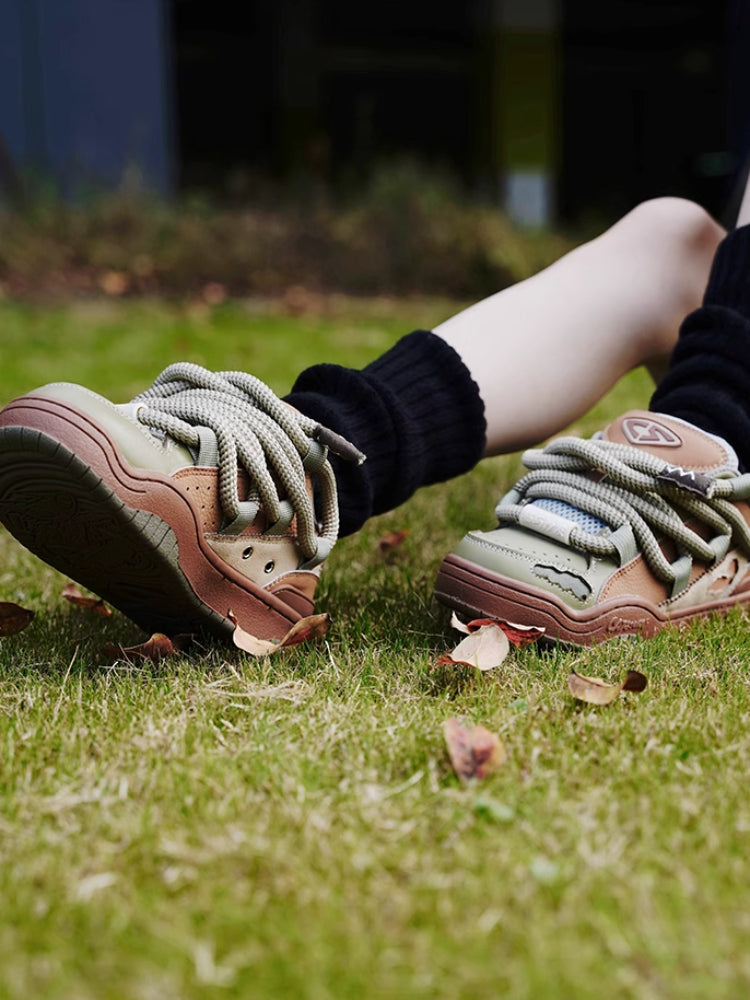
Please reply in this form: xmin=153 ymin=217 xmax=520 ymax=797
xmin=264 ymin=560 xmax=275 ymax=574
xmin=242 ymin=546 xmax=253 ymax=560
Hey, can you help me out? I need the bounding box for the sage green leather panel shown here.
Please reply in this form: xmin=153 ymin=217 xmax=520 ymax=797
xmin=452 ymin=526 xmax=619 ymax=611
xmin=33 ymin=383 xmax=194 ymax=473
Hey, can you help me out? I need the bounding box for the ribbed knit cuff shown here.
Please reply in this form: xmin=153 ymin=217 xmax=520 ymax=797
xmin=649 ymin=223 xmax=750 ymax=471
xmin=286 ymin=330 xmax=486 ymax=536
xmin=362 ymin=329 xmax=487 ymax=493
xmin=703 ymin=225 xmax=750 ymax=315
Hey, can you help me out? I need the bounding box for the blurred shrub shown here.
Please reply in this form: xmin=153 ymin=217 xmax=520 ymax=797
xmin=0 ymin=161 xmax=573 ymax=300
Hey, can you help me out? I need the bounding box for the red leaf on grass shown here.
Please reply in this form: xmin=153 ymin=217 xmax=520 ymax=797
xmin=449 ymin=611 xmax=544 ymax=648
xmin=444 ymin=718 xmax=507 ymax=783
xmin=102 ymin=632 xmax=189 ymax=664
xmin=229 ymin=610 xmax=331 ymax=656
xmin=495 ymin=621 xmax=545 ymax=648
xmin=62 ymin=583 xmax=112 ymax=617
xmin=0 ymin=601 xmax=34 ymax=636
xmin=377 ymin=529 xmax=410 ymax=556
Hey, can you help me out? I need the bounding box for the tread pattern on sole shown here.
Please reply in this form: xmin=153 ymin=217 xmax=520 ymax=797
xmin=0 ymin=425 xmax=232 ymax=636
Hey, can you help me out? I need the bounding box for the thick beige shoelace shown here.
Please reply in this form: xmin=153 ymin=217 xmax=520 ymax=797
xmin=133 ymin=363 xmax=339 ymax=567
xmin=496 ymin=435 xmax=750 ymax=588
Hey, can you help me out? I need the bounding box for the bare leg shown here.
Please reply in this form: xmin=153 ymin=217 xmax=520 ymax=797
xmin=434 ymin=197 xmax=724 ymax=455
xmin=738 ymin=168 xmax=750 ymax=227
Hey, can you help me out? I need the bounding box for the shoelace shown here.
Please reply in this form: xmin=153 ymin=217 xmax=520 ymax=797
xmin=495 ymin=435 xmax=750 ymax=593
xmin=131 ymin=363 xmax=359 ymax=568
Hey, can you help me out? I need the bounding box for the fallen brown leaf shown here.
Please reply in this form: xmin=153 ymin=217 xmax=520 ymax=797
xmin=377 ymin=529 xmax=410 ymax=556
xmin=621 ymin=670 xmax=648 ymax=692
xmin=102 ymin=632 xmax=189 ymax=663
xmin=437 ymin=624 xmax=510 ymax=671
xmin=0 ymin=601 xmax=35 ymax=636
xmin=495 ymin=620 xmax=546 ymax=647
xmin=229 ymin=611 xmax=331 ymax=656
xmin=444 ymin=718 xmax=507 ymax=782
xmin=98 ymin=270 xmax=129 ymax=296
xmin=568 ymin=668 xmax=648 ymax=705
xmin=277 ymin=613 xmax=331 ymax=648
xmin=62 ymin=582 xmax=112 ymax=617
xmin=202 ymin=281 xmax=227 ymax=305
xmin=449 ymin=611 xmax=544 ymax=647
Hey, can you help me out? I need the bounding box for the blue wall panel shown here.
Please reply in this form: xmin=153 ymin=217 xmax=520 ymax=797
xmin=0 ymin=0 xmax=174 ymax=194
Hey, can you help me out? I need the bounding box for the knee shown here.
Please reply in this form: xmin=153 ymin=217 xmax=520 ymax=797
xmin=621 ymin=197 xmax=725 ymax=258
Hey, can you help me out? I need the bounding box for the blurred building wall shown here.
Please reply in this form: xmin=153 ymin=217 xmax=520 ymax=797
xmin=0 ymin=0 xmax=743 ymax=226
xmin=0 ymin=0 xmax=174 ymax=196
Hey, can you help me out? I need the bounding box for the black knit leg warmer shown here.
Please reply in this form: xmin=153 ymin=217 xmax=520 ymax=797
xmin=650 ymin=226 xmax=750 ymax=469
xmin=285 ymin=329 xmax=486 ymax=536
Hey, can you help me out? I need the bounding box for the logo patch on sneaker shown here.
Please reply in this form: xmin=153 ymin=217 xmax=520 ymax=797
xmin=656 ymin=464 xmax=712 ymax=497
xmin=608 ymin=616 xmax=649 ymax=634
xmin=621 ymin=417 xmax=682 ymax=448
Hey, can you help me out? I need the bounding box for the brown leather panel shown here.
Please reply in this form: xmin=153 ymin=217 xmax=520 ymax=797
xmin=173 ymin=467 xmax=223 ymax=532
xmin=599 ymin=556 xmax=669 ymax=605
xmin=603 ymin=409 xmax=731 ymax=471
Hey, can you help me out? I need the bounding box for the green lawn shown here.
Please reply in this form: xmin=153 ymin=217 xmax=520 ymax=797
xmin=1 ymin=297 xmax=748 ymax=1000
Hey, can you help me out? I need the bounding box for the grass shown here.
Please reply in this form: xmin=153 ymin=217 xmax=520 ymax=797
xmin=1 ymin=296 xmax=749 ymax=999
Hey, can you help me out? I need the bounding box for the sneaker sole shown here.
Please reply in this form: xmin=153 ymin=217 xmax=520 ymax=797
xmin=0 ymin=395 xmax=306 ymax=640
xmin=436 ymin=553 xmax=750 ymax=646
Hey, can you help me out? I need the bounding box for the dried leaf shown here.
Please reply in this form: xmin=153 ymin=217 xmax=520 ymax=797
xmin=283 ymin=284 xmax=325 ymax=314
xmin=98 ymin=270 xmax=129 ymax=296
xmin=495 ymin=620 xmax=545 ymax=648
xmin=567 ymin=670 xmax=623 ymax=705
xmin=62 ymin=582 xmax=112 ymax=617
xmin=0 ymin=601 xmax=34 ymax=636
xmin=444 ymin=718 xmax=507 ymax=783
xmin=202 ymin=281 xmax=227 ymax=305
xmin=228 ymin=611 xmax=278 ymax=655
xmin=471 ymin=725 xmax=507 ymax=778
xmin=102 ymin=632 xmax=187 ymax=663
xmin=229 ymin=610 xmax=330 ymax=656
xmin=567 ymin=668 xmax=648 ymax=705
xmin=440 ymin=624 xmax=510 ymax=671
xmin=449 ymin=611 xmax=471 ymax=635
xmin=377 ymin=529 xmax=409 ymax=556
xmin=622 ymin=670 xmax=648 ymax=692
xmin=450 ymin=612 xmax=544 ymax=648
xmin=277 ymin=613 xmax=330 ymax=648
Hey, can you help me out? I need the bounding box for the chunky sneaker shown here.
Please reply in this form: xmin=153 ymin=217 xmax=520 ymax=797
xmin=0 ymin=363 xmax=362 ymax=640
xmin=436 ymin=411 xmax=750 ymax=645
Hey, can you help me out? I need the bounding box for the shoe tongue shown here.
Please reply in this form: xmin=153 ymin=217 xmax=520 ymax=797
xmin=526 ymin=411 xmax=739 ymax=539
xmin=601 ymin=410 xmax=739 ymax=475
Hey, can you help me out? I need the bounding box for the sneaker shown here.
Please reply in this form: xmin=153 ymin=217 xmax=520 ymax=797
xmin=436 ymin=411 xmax=750 ymax=645
xmin=0 ymin=363 xmax=362 ymax=640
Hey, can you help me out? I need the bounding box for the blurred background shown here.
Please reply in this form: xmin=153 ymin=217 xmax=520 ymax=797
xmin=0 ymin=0 xmax=747 ymax=298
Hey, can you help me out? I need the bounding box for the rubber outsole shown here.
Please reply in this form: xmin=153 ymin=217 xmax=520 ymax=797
xmin=0 ymin=397 xmax=306 ymax=640
xmin=435 ymin=552 xmax=750 ymax=647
